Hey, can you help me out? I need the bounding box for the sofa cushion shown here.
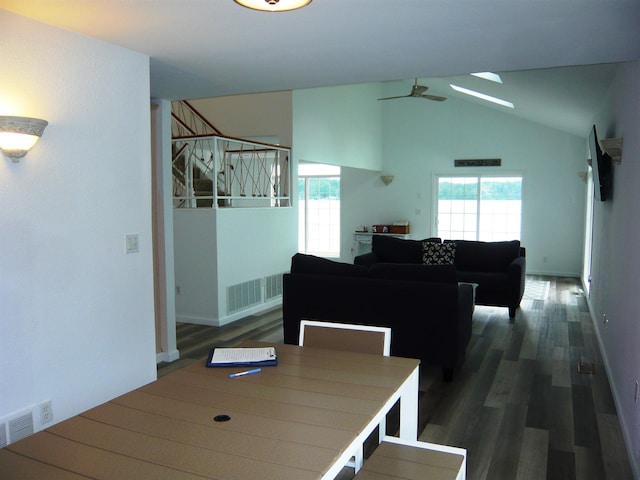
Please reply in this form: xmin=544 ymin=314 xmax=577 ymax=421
xmin=372 ymin=235 xmax=440 ymax=264
xmin=290 ymin=253 xmax=368 ymax=277
xmin=422 ymin=241 xmax=456 ymax=265
xmin=449 ymin=240 xmax=521 ymax=272
xmin=372 ymin=235 xmax=421 ymax=263
xmin=369 ymin=263 xmax=458 ymax=284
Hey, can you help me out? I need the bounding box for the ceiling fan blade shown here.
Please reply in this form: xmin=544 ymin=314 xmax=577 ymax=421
xmin=377 ymin=95 xmax=411 ymax=101
xmin=422 ymin=94 xmax=447 ymax=102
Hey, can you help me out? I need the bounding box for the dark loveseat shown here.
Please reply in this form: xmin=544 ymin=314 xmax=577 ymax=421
xmin=355 ymin=235 xmax=526 ymax=317
xmin=282 ymin=253 xmax=474 ymax=381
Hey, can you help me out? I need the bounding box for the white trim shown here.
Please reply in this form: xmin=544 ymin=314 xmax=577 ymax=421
xmin=381 ymin=435 xmax=467 ymax=480
xmin=177 ymin=298 xmax=282 ymax=327
xmin=432 ymin=173 xmax=523 ymax=241
xmin=298 ymin=319 xmax=391 ymax=355
xmin=156 ymin=349 xmax=180 ymax=364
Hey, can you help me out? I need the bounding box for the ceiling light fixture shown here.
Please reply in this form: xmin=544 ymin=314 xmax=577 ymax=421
xmin=471 ymin=72 xmax=503 ymax=84
xmin=449 ymin=84 xmax=514 ymax=109
xmin=234 ymin=0 xmax=312 ymax=11
xmin=0 ymin=116 xmax=48 ymax=162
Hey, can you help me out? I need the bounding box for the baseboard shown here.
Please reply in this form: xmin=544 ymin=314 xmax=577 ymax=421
xmin=175 ymin=313 xmax=218 ymax=326
xmin=525 ymin=270 xmax=580 ymax=277
xmin=156 ymin=349 xmax=180 ymax=364
xmin=217 ymin=298 xmax=282 ymax=326
xmin=176 ymin=298 xmax=282 ymax=327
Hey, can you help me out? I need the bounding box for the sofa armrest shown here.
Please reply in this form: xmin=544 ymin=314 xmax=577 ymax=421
xmin=508 ymin=255 xmax=527 ymax=303
xmin=354 ymin=251 xmax=378 ymax=267
xmin=457 ymin=283 xmax=474 ymax=343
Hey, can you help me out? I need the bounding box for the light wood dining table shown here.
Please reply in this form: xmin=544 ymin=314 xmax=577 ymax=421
xmin=0 ymin=341 xmax=420 ymax=480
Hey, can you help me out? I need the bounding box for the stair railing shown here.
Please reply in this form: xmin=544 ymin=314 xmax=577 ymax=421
xmin=171 ymin=101 xmax=290 ymax=209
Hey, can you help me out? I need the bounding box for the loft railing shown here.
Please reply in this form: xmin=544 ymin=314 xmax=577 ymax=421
xmin=171 ymin=100 xmax=223 ymax=138
xmin=171 ymin=101 xmax=291 ymax=209
xmin=172 ymin=135 xmax=291 ymax=208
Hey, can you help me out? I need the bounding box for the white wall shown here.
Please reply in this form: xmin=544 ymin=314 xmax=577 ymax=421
xmin=0 ymin=11 xmax=155 ymax=430
xmin=216 ymin=207 xmax=297 ymax=321
xmin=341 ymin=85 xmax=587 ymax=276
xmin=173 ymin=206 xmax=297 ymax=326
xmin=293 ymin=83 xmax=383 ymax=170
xmin=173 ymin=209 xmax=219 ymax=324
xmin=174 ymin=92 xmax=297 ymax=326
xmin=589 ymin=60 xmax=640 ymax=476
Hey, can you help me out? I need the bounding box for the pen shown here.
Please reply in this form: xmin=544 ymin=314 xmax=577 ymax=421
xmin=229 ymin=368 xmax=261 ymax=378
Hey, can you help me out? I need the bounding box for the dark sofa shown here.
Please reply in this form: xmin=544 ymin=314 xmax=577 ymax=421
xmin=282 ymin=253 xmax=474 ymax=381
xmin=355 ymin=235 xmax=526 ymax=317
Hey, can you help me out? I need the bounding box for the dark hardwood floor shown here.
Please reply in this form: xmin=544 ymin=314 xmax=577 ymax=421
xmin=158 ymin=276 xmax=634 ymax=480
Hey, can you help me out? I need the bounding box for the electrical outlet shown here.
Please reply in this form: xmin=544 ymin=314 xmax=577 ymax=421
xmin=602 ymin=314 xmax=609 ymax=330
xmin=39 ymin=401 xmax=53 ymax=425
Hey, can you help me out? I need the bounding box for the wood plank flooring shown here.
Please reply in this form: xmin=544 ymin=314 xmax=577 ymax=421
xmin=158 ymin=276 xmax=634 ymax=480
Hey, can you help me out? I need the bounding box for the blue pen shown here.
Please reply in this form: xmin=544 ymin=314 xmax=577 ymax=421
xmin=229 ymin=368 xmax=261 ymax=378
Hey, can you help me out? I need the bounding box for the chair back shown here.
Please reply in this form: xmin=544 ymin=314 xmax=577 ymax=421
xmin=299 ymin=320 xmax=391 ymax=356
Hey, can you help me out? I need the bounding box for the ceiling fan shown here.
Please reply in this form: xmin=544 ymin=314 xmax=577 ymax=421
xmin=378 ymin=78 xmax=447 ymax=102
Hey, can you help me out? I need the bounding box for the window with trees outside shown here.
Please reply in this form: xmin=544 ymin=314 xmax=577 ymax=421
xmin=298 ymin=163 xmax=341 ymax=257
xmin=436 ymin=175 xmax=522 ymax=241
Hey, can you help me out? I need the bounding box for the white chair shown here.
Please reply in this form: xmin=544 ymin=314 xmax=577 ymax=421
xmin=354 ymin=435 xmax=467 ymax=480
xmin=298 ymin=320 xmax=392 ymax=473
xmin=298 ymin=319 xmax=391 ymax=356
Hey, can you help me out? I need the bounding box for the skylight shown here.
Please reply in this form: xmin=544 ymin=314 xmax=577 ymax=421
xmin=449 ymin=84 xmax=515 ymax=109
xmin=471 ymin=72 xmax=503 ymax=84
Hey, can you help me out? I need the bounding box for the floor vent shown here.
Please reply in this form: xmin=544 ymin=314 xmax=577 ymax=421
xmin=577 ymin=361 xmax=595 ymax=375
xmin=9 ymin=412 xmax=33 ymax=443
xmin=227 ymin=279 xmax=262 ymax=314
xmin=264 ymin=273 xmax=284 ymax=301
xmin=0 ymin=422 xmax=7 ymax=448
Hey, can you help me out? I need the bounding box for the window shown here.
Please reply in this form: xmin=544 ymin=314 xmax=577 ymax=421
xmin=298 ymin=163 xmax=340 ymax=257
xmin=436 ymin=175 xmax=522 ymax=241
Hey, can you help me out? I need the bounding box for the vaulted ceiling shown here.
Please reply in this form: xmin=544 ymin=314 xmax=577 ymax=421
xmin=1 ymin=0 xmax=638 ymax=136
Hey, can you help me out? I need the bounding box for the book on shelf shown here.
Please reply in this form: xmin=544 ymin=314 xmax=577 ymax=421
xmin=206 ymin=346 xmax=278 ymax=368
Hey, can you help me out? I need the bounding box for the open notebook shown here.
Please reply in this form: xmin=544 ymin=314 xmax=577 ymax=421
xmin=206 ymin=346 xmax=278 ymax=368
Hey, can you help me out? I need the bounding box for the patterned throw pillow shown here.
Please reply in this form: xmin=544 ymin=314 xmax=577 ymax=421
xmin=422 ymin=241 xmax=456 ymax=265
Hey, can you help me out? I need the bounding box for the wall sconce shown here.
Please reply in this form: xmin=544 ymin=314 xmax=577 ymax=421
xmin=0 ymin=116 xmax=48 ymax=162
xmin=380 ymin=175 xmax=394 ymax=186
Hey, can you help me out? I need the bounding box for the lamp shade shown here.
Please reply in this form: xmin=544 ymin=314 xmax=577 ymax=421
xmin=234 ymin=0 xmax=312 ymax=11
xmin=0 ymin=116 xmax=48 ymax=161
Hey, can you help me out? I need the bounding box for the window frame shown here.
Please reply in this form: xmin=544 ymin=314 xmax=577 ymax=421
xmin=432 ymin=172 xmax=524 ymax=241
xmin=298 ymin=164 xmax=341 ymax=258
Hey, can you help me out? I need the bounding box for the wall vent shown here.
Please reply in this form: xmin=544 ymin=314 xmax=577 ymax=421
xmin=455 ymin=158 xmax=501 ymax=167
xmin=0 ymin=422 xmax=7 ymax=448
xmin=227 ymin=278 xmax=262 ymax=314
xmin=9 ymin=412 xmax=33 ymax=443
xmin=265 ymin=272 xmax=284 ymax=301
